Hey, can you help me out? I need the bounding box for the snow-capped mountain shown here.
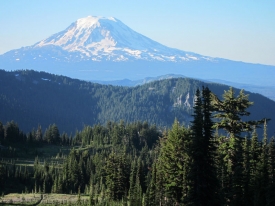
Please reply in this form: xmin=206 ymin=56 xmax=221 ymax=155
xmin=14 ymin=16 xmax=213 ymax=62
xmin=0 ymin=16 xmax=275 ymax=91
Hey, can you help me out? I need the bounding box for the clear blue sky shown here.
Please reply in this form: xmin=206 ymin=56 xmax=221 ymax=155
xmin=1 ymin=0 xmax=274 ymax=65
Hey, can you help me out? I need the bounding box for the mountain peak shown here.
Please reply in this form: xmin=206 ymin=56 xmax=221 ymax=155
xmin=1 ymin=16 xmax=274 ymax=89
xmin=75 ymin=16 xmax=100 ymax=29
xmin=75 ymin=16 xmax=117 ymax=29
xmin=3 ymin=15 xmax=214 ymax=64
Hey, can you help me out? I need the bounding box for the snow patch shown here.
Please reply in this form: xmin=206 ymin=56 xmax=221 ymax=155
xmin=41 ymin=78 xmax=51 ymax=81
xmin=183 ymin=93 xmax=191 ymax=108
xmin=186 ymin=55 xmax=199 ymax=60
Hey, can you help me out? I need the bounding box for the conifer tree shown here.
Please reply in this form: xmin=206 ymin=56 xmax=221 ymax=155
xmin=211 ymin=88 xmax=267 ymax=205
xmin=228 ymin=134 xmax=244 ymax=205
xmin=250 ymin=127 xmax=260 ymax=179
xmin=129 ymin=159 xmax=137 ymax=204
xmin=35 ymin=125 xmax=43 ymax=142
xmin=145 ymin=162 xmax=157 ymax=206
xmin=267 ymin=137 xmax=275 ymax=205
xmin=211 ymin=87 xmax=265 ymax=137
xmin=187 ymin=87 xmax=219 ymax=206
xmin=4 ymin=121 xmax=20 ymax=142
xmin=105 ymin=152 xmax=129 ymax=201
xmin=159 ymin=119 xmax=190 ymax=205
xmin=242 ymin=136 xmax=252 ymax=205
xmin=254 ymin=120 xmax=269 ymax=205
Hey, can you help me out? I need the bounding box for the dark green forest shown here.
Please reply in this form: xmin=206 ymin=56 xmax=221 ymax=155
xmin=1 ymin=86 xmax=275 ymax=205
xmin=0 ymin=69 xmax=274 ymax=138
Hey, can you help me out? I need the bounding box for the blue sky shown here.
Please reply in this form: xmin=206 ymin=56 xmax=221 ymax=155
xmin=1 ymin=0 xmax=274 ymax=65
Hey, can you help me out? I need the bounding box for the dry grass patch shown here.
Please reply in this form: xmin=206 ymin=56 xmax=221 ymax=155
xmin=40 ymin=193 xmax=90 ymax=205
xmin=0 ymin=193 xmax=41 ymax=205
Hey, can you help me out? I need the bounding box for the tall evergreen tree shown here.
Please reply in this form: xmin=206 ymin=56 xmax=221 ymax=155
xmin=242 ymin=136 xmax=252 ymax=205
xmin=105 ymin=151 xmax=129 ymax=201
xmin=211 ymin=88 xmax=265 ymax=205
xmin=267 ymin=137 xmax=275 ymax=205
xmin=145 ymin=162 xmax=158 ymax=206
xmin=211 ymin=88 xmax=265 ymax=137
xmin=187 ymin=87 xmax=219 ymax=206
xmin=35 ymin=124 xmax=43 ymax=142
xmin=254 ymin=120 xmax=269 ymax=205
xmin=158 ymin=119 xmax=190 ymax=205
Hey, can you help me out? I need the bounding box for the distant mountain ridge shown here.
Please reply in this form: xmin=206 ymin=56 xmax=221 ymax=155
xmin=0 ymin=69 xmax=274 ymax=138
xmin=91 ymin=74 xmax=275 ymax=101
xmin=91 ymin=74 xmax=186 ymax=86
xmin=0 ymin=16 xmax=274 ymax=87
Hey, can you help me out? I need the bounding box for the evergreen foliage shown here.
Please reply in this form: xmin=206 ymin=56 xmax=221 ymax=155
xmin=0 ymin=69 xmax=274 ymax=138
xmin=0 ymin=86 xmax=274 ymax=206
xmin=158 ymin=119 xmax=190 ymax=204
xmin=187 ymin=87 xmax=219 ymax=205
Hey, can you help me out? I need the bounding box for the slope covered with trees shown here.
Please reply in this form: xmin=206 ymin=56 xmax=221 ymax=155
xmin=1 ymin=87 xmax=274 ymax=205
xmin=0 ymin=69 xmax=274 ymax=138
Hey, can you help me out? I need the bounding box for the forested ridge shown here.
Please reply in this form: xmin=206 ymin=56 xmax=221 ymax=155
xmin=0 ymin=69 xmax=274 ymax=138
xmin=0 ymin=86 xmax=275 ymax=205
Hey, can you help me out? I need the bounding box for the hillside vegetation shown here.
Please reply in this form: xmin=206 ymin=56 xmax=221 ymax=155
xmin=0 ymin=86 xmax=274 ymax=205
xmin=0 ymin=69 xmax=274 ymax=138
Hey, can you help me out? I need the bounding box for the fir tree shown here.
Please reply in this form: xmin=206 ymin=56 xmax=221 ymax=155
xmin=211 ymin=87 xmax=265 ymax=137
xmin=242 ymin=136 xmax=252 ymax=205
xmin=145 ymin=162 xmax=157 ymax=206
xmin=159 ymin=119 xmax=190 ymax=205
xmin=105 ymin=151 xmax=129 ymax=201
xmin=187 ymin=87 xmax=219 ymax=206
xmin=267 ymin=137 xmax=275 ymax=205
xmin=254 ymin=120 xmax=269 ymax=205
xmin=211 ymin=88 xmax=266 ymax=205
